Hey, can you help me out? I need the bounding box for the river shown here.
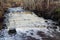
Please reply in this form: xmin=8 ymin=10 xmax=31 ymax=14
xmin=0 ymin=7 xmax=60 ymax=40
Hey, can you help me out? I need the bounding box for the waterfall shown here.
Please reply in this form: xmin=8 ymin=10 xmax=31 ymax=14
xmin=0 ymin=7 xmax=60 ymax=40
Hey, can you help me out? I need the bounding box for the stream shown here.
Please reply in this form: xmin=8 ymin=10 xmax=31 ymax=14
xmin=0 ymin=7 xmax=60 ymax=40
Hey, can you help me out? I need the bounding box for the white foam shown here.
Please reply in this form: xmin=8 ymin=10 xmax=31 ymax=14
xmin=2 ymin=7 xmax=59 ymax=40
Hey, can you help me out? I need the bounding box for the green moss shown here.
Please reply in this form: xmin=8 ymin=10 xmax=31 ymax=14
xmin=55 ymin=8 xmax=60 ymax=12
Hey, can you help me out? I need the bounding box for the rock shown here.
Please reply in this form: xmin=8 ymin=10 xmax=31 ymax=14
xmin=26 ymin=36 xmax=40 ymax=40
xmin=8 ymin=28 xmax=16 ymax=35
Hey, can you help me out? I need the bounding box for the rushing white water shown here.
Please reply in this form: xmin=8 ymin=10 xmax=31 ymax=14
xmin=4 ymin=7 xmax=57 ymax=28
xmin=0 ymin=28 xmax=55 ymax=40
xmin=0 ymin=7 xmax=60 ymax=40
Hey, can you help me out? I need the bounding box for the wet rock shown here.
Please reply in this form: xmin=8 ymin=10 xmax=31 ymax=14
xmin=53 ymin=27 xmax=57 ymax=29
xmin=45 ymin=21 xmax=48 ymax=23
xmin=26 ymin=36 xmax=39 ymax=40
xmin=30 ymin=33 xmax=33 ymax=35
xmin=42 ymin=36 xmax=57 ymax=40
xmin=37 ymin=31 xmax=47 ymax=37
xmin=2 ymin=24 xmax=7 ymax=29
xmin=8 ymin=28 xmax=16 ymax=35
